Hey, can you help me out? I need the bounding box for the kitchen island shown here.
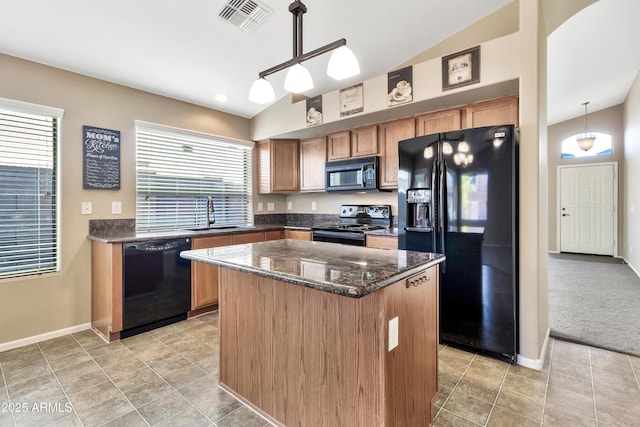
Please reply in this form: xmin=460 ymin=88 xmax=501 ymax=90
xmin=181 ymin=239 xmax=445 ymax=427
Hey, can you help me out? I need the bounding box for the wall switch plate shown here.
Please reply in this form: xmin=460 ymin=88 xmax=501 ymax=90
xmin=267 ymin=202 xmax=275 ymax=211
xmin=388 ymin=316 xmax=399 ymax=351
xmin=112 ymin=201 xmax=122 ymax=214
xmin=81 ymin=202 xmax=92 ymax=215
xmin=287 ymin=201 xmax=293 ymax=210
xmin=258 ymin=202 xmax=264 ymax=212
xmin=311 ymin=201 xmax=317 ymax=211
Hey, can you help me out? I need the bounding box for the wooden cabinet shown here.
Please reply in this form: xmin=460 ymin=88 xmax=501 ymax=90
xmin=466 ymin=96 xmax=518 ymax=128
xmin=351 ymin=125 xmax=378 ymax=156
xmin=300 ymin=137 xmax=326 ymax=192
xmin=416 ymin=108 xmax=462 ymax=136
xmin=366 ymin=234 xmax=398 ymax=250
xmin=327 ymin=126 xmax=378 ymax=160
xmin=191 ymin=235 xmax=232 ymax=311
xmin=232 ymin=231 xmax=266 ymax=244
xmin=91 ymin=241 xmax=123 ymax=342
xmin=378 ymin=118 xmax=415 ymax=189
xmin=257 ymin=139 xmax=300 ymax=194
xmin=284 ymin=229 xmax=312 ymax=241
xmin=327 ymin=131 xmax=351 ymax=160
xmin=265 ymin=230 xmax=284 ymax=241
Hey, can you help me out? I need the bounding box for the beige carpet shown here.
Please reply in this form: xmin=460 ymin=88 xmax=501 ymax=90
xmin=548 ymin=253 xmax=640 ymax=357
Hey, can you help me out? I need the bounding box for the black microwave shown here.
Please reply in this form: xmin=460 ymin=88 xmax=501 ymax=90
xmin=325 ymin=156 xmax=380 ymax=192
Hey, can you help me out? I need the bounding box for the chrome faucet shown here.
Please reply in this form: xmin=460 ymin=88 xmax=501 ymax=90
xmin=206 ymin=196 xmax=216 ymax=226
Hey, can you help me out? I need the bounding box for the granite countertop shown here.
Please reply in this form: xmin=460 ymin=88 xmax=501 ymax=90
xmin=181 ymin=239 xmax=444 ymax=298
xmin=88 ymin=224 xmax=287 ymax=244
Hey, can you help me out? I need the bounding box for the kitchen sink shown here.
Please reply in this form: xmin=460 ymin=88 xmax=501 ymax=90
xmin=179 ymin=225 xmax=256 ymax=232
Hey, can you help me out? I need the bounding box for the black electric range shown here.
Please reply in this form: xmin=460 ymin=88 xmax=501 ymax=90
xmin=311 ymin=205 xmax=392 ymax=246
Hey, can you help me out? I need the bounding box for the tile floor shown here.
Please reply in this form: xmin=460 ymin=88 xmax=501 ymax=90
xmin=0 ymin=311 xmax=638 ymax=426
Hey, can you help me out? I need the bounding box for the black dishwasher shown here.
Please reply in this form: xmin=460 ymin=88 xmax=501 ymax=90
xmin=122 ymin=238 xmax=191 ymax=338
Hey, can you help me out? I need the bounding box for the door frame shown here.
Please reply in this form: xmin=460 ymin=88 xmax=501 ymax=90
xmin=556 ymin=161 xmax=618 ymax=257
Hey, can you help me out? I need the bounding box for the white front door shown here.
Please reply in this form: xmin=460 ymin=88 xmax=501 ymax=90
xmin=559 ymin=163 xmax=616 ymax=255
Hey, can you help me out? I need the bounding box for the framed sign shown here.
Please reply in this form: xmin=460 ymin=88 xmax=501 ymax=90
xmin=442 ymin=45 xmax=480 ymax=91
xmin=83 ymin=125 xmax=121 ymax=190
xmin=306 ymin=95 xmax=323 ymax=127
xmin=339 ymin=83 xmax=364 ymax=117
xmin=387 ymin=66 xmax=413 ymax=107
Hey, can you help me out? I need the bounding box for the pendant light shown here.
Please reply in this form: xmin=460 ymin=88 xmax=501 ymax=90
xmin=576 ymin=101 xmax=596 ymax=151
xmin=248 ymin=0 xmax=360 ymax=103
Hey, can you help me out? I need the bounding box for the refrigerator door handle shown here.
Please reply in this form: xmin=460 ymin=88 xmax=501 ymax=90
xmin=439 ymin=161 xmax=446 ymax=273
xmin=431 ymin=158 xmax=437 ymax=252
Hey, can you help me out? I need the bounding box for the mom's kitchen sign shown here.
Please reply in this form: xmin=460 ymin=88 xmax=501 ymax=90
xmin=83 ymin=125 xmax=120 ymax=190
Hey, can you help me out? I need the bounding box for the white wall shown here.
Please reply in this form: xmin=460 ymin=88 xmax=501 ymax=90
xmin=624 ymin=71 xmax=640 ymax=271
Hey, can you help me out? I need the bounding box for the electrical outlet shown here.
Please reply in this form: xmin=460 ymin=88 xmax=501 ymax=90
xmin=81 ymin=202 xmax=92 ymax=215
xmin=258 ymin=202 xmax=264 ymax=212
xmin=267 ymin=202 xmax=275 ymax=211
xmin=311 ymin=201 xmax=317 ymax=211
xmin=112 ymin=201 xmax=122 ymax=214
xmin=388 ymin=316 xmax=399 ymax=351
xmin=287 ymin=201 xmax=293 ymax=210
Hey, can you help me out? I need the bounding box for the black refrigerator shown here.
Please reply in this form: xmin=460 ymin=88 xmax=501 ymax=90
xmin=398 ymin=125 xmax=519 ymax=363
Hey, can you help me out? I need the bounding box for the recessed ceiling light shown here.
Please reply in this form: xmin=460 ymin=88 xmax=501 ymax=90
xmin=215 ymin=94 xmax=229 ymax=102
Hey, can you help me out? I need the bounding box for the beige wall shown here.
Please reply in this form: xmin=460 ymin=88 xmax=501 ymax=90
xmin=0 ymin=53 xmax=251 ymax=345
xmin=624 ymin=71 xmax=640 ymax=272
xmin=547 ymin=105 xmax=625 ymax=253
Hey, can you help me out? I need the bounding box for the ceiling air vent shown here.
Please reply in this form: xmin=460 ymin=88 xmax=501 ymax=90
xmin=218 ymin=0 xmax=272 ymax=33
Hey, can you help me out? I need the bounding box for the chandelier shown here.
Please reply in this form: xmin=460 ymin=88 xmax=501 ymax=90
xmin=248 ymin=0 xmax=360 ymax=104
xmin=576 ymin=101 xmax=596 ymax=151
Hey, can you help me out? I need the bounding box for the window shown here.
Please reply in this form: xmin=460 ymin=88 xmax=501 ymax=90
xmin=135 ymin=121 xmax=253 ymax=232
xmin=561 ymin=132 xmax=612 ymax=158
xmin=0 ymin=97 xmax=62 ymax=279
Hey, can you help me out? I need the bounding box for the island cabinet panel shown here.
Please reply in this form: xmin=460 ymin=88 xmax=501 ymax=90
xmin=384 ymin=267 xmax=439 ymax=427
xmin=416 ymin=108 xmax=462 ymax=136
xmin=191 ymin=235 xmax=232 ymax=311
xmin=218 ymin=264 xmax=438 ymax=426
xmin=300 ymin=136 xmax=327 ymax=192
xmin=91 ymin=241 xmax=122 ymax=341
xmin=351 ymin=125 xmax=378 ymax=157
xmin=378 ymin=118 xmax=415 ymax=189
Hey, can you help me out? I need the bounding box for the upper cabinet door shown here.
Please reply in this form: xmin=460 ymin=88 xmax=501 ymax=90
xmin=300 ymin=136 xmax=327 ymax=192
xmin=466 ymin=96 xmax=519 ymax=128
xmin=378 ymin=118 xmax=415 ymax=189
xmin=257 ymin=139 xmax=300 ymax=194
xmin=351 ymin=125 xmax=378 ymax=157
xmin=415 ymin=109 xmax=462 ymax=136
xmin=327 ymin=131 xmax=351 ymax=160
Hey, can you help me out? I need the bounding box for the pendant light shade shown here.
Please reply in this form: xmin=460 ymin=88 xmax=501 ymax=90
xmin=248 ymin=1 xmax=360 ymax=103
xmin=248 ymin=78 xmax=276 ymax=104
xmin=327 ymin=46 xmax=360 ymax=80
xmin=576 ymin=101 xmax=596 ymax=151
xmin=284 ymin=63 xmax=314 ymax=93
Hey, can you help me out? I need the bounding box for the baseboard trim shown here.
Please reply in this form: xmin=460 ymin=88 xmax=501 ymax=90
xmin=516 ymin=327 xmax=550 ymax=371
xmin=621 ymin=256 xmax=640 ymax=279
xmin=0 ymin=323 xmax=91 ymax=353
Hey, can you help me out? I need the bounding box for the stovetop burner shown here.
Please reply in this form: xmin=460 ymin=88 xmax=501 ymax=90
xmin=312 ymin=204 xmax=392 ymax=233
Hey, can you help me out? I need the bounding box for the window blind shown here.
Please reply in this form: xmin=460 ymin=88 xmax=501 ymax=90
xmin=0 ymin=97 xmax=62 ymax=279
xmin=135 ymin=121 xmax=253 ymax=232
